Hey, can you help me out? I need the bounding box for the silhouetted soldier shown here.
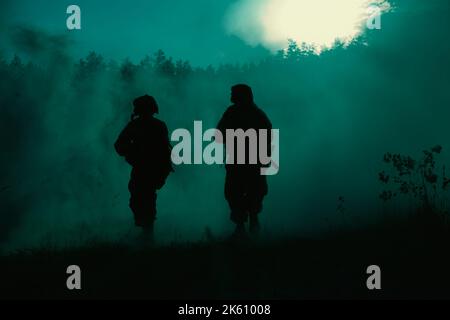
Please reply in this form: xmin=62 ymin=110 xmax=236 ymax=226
xmin=216 ymin=84 xmax=272 ymax=237
xmin=115 ymin=95 xmax=173 ymax=241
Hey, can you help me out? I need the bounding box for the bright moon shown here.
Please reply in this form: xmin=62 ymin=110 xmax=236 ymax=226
xmin=226 ymin=0 xmax=391 ymax=52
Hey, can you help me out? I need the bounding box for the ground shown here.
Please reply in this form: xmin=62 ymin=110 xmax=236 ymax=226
xmin=1 ymin=213 xmax=449 ymax=300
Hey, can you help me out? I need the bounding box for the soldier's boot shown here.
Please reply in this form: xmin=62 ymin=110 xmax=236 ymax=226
xmin=230 ymin=222 xmax=248 ymax=242
xmin=249 ymin=214 xmax=260 ymax=236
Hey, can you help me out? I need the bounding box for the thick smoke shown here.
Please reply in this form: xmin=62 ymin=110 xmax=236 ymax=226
xmin=225 ymin=0 xmax=392 ymax=51
xmin=1 ymin=0 xmax=450 ymax=251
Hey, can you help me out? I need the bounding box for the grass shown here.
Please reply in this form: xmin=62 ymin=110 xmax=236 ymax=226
xmin=1 ymin=211 xmax=450 ymax=300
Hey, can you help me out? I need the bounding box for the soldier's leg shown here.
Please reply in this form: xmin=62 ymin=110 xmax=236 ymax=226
xmin=247 ymin=175 xmax=268 ymax=234
xmin=136 ymin=187 xmax=156 ymax=246
xmin=248 ymin=198 xmax=262 ymax=234
xmin=129 ymin=178 xmax=145 ymax=227
xmin=141 ymin=190 xmax=157 ymax=229
xmin=128 ymin=178 xmax=157 ymax=228
xmin=225 ymin=171 xmax=248 ymax=226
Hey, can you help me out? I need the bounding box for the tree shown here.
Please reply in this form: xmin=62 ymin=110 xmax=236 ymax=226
xmin=139 ymin=55 xmax=152 ymax=71
xmin=286 ymin=39 xmax=301 ymax=61
xmin=153 ymin=50 xmax=175 ymax=76
xmin=9 ymin=55 xmax=25 ymax=79
xmin=75 ymin=51 xmax=105 ymax=80
xmin=175 ymin=60 xmax=192 ymax=77
xmin=120 ymin=58 xmax=137 ymax=82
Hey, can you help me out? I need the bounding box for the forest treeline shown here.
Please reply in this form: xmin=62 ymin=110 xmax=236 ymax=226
xmin=0 ymin=39 xmax=339 ymax=84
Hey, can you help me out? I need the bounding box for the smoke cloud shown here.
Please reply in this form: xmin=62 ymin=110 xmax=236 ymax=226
xmin=225 ymin=0 xmax=391 ymax=51
xmin=0 ymin=0 xmax=449 ymax=252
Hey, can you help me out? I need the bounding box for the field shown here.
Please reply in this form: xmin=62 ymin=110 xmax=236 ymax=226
xmin=1 ymin=212 xmax=449 ymax=300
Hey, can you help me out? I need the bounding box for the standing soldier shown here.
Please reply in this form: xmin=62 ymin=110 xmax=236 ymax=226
xmin=115 ymin=95 xmax=173 ymax=241
xmin=216 ymin=85 xmax=272 ymax=237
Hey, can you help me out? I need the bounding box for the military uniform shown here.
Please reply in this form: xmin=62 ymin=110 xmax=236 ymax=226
xmin=217 ymin=85 xmax=272 ymax=226
xmin=115 ymin=96 xmax=172 ymax=228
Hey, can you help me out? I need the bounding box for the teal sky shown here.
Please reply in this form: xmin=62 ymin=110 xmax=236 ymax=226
xmin=1 ymin=0 xmax=271 ymax=65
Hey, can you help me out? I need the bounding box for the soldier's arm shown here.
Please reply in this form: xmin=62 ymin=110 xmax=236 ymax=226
xmin=162 ymin=123 xmax=170 ymax=146
xmin=114 ymin=122 xmax=133 ymax=157
xmin=160 ymin=122 xmax=174 ymax=173
xmin=215 ymin=109 xmax=231 ymax=144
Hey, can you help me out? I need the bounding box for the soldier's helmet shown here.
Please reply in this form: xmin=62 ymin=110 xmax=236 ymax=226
xmin=231 ymin=84 xmax=254 ymax=106
xmin=133 ymin=95 xmax=159 ymax=116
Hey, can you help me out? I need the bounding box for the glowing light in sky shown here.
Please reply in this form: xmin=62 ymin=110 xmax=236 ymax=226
xmin=226 ymin=0 xmax=391 ymax=53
